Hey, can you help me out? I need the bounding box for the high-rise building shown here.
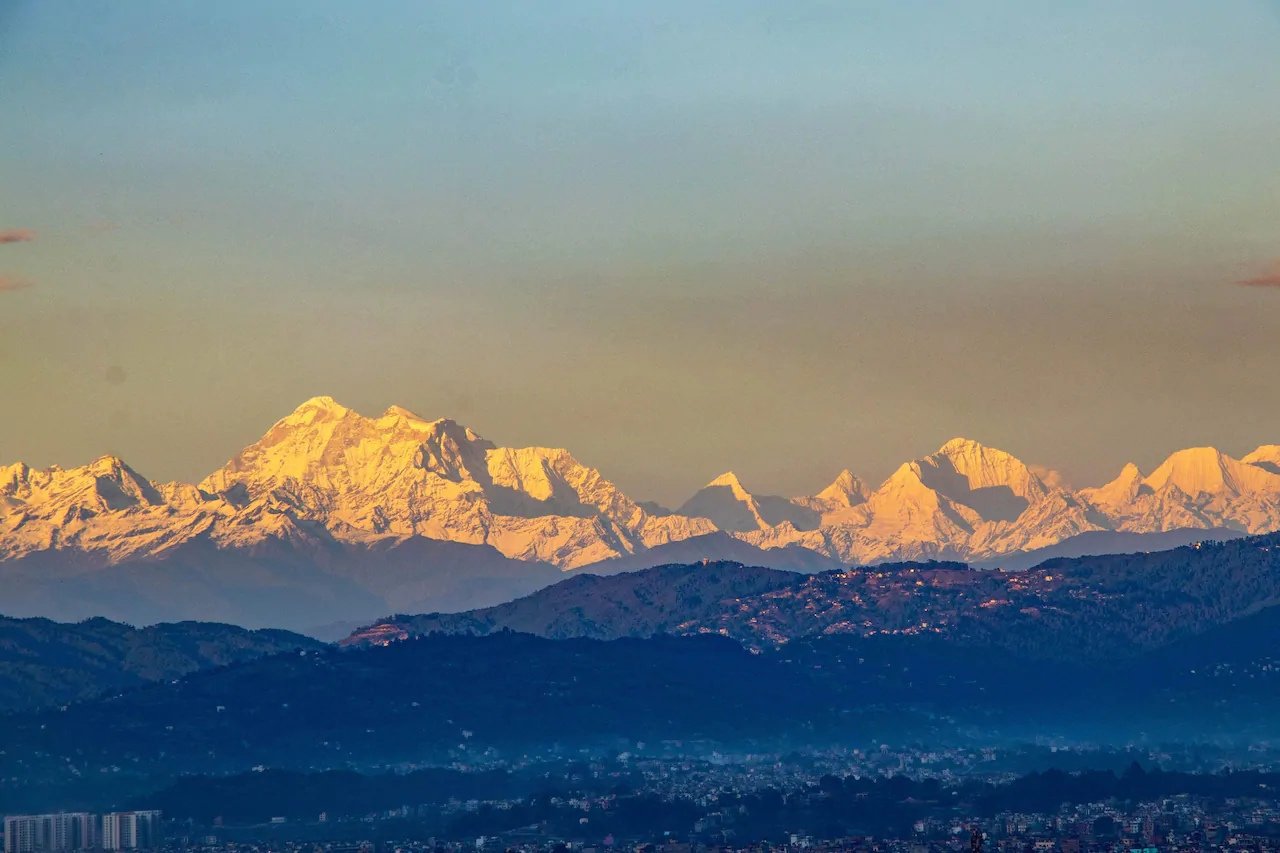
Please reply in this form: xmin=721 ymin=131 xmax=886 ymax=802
xmin=4 ymin=814 xmax=99 ymax=853
xmin=100 ymin=814 xmax=123 ymax=852
xmin=4 ymin=816 xmax=40 ymax=853
xmin=101 ymin=811 xmax=162 ymax=851
xmin=4 ymin=810 xmax=161 ymax=853
xmin=131 ymin=812 xmax=161 ymax=851
xmin=44 ymin=814 xmax=95 ymax=852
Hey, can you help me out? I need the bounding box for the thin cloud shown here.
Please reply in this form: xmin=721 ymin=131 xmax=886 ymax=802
xmin=0 ymin=228 xmax=35 ymax=244
xmin=1238 ymin=260 xmax=1280 ymax=288
xmin=0 ymin=274 xmax=33 ymax=292
xmin=1029 ymin=464 xmax=1072 ymax=491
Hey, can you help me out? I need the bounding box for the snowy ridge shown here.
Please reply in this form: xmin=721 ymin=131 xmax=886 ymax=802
xmin=3 ymin=397 xmax=1280 ymax=572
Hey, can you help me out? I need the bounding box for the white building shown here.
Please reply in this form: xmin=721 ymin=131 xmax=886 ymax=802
xmin=46 ymin=814 xmax=95 ymax=852
xmin=4 ymin=816 xmax=40 ymax=853
xmin=101 ymin=811 xmax=161 ymax=851
xmin=3 ymin=814 xmax=94 ymax=853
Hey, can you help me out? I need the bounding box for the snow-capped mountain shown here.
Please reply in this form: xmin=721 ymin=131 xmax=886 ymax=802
xmin=4 ymin=395 xmax=1280 ymax=627
xmin=1243 ymin=445 xmax=1280 ymax=475
xmin=0 ymin=398 xmax=714 ymax=570
xmin=740 ymin=438 xmax=1280 ymax=563
xmin=677 ymin=471 xmax=822 ymax=533
xmin=197 ymin=396 xmax=713 ymax=567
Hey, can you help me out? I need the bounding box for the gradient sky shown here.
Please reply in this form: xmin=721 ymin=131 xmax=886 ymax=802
xmin=2 ymin=1 xmax=1279 ymax=506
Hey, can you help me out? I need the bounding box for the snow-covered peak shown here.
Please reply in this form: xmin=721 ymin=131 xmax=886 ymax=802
xmin=678 ymin=472 xmax=766 ymax=532
xmin=286 ymin=395 xmax=351 ymax=418
xmin=706 ymin=471 xmax=751 ymax=496
xmin=85 ymin=454 xmax=134 ymax=476
xmin=1243 ymin=445 xmax=1280 ymax=474
xmin=902 ymin=439 xmax=1048 ymax=522
xmin=184 ymin=398 xmax=715 ymax=567
xmin=928 ymin=438 xmax=1044 ymax=495
xmin=5 ymin=404 xmax=1280 ymax=575
xmin=869 ymin=462 xmax=944 ymax=510
xmin=1081 ymin=462 xmax=1147 ymax=508
xmin=1143 ymin=447 xmax=1280 ymax=497
xmin=1109 ymin=461 xmax=1144 ymax=486
xmin=0 ymin=454 xmax=165 ymax=515
xmin=201 ymin=398 xmax=492 ymax=496
xmin=814 ymin=469 xmax=867 ymax=508
xmin=0 ymin=461 xmax=31 ymax=492
xmin=677 ymin=470 xmax=822 ymax=534
xmin=381 ymin=404 xmax=423 ymax=420
xmin=936 ymin=436 xmax=987 ymax=455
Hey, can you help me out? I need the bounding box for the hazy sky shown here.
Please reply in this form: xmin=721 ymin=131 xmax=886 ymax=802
xmin=2 ymin=1 xmax=1278 ymax=505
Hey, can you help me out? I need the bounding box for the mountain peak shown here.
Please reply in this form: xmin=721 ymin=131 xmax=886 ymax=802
xmin=0 ymin=460 xmax=32 ymax=491
xmin=423 ymin=417 xmax=485 ymax=445
xmin=1243 ymin=445 xmax=1280 ymax=474
xmin=1143 ymin=446 xmax=1280 ymax=497
xmin=928 ymin=437 xmax=1026 ymax=471
xmin=86 ymin=454 xmax=133 ymax=475
xmin=901 ymin=438 xmax=1048 ymax=522
xmin=1144 ymin=446 xmax=1226 ymax=490
xmin=1082 ymin=462 xmax=1147 ymax=507
xmin=282 ymin=395 xmax=353 ymax=425
xmin=1117 ymin=461 xmax=1143 ymax=481
xmin=297 ymin=395 xmax=346 ymax=411
xmin=706 ymin=471 xmax=747 ymax=490
xmin=381 ymin=404 xmax=420 ymax=419
xmin=814 ymin=469 xmax=867 ymax=507
xmin=678 ymin=472 xmax=767 ymax=533
xmin=931 ymin=437 xmax=1028 ymax=471
xmin=937 ymin=436 xmax=988 ymax=454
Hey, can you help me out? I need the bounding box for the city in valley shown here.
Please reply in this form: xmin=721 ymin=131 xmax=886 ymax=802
xmin=10 ymin=746 xmax=1280 ymax=851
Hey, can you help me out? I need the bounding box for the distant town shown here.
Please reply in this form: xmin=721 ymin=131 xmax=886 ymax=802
xmin=8 ymin=792 xmax=1280 ymax=853
xmin=8 ymin=741 xmax=1280 ymax=853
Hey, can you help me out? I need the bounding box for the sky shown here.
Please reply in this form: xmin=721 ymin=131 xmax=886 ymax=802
xmin=1 ymin=1 xmax=1278 ymax=506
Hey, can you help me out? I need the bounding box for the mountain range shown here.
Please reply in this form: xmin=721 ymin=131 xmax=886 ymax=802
xmin=4 ymin=396 xmax=1280 ymax=629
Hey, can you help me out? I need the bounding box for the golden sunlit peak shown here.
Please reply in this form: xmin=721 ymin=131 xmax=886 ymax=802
xmin=1141 ymin=446 xmax=1278 ymax=497
xmin=705 ymin=471 xmax=748 ymax=490
xmin=1243 ymin=445 xmax=1280 ymax=468
xmin=293 ymin=395 xmax=348 ymax=414
xmin=279 ymin=396 xmax=354 ymax=426
xmin=1110 ymin=462 xmax=1144 ymax=485
xmin=87 ymin=454 xmax=131 ymax=473
xmin=823 ymin=469 xmax=863 ymax=490
xmin=936 ymin=437 xmax=989 ymax=454
xmin=380 ymin=404 xmax=426 ymax=421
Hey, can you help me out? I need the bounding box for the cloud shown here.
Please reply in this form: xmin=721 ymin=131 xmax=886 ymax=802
xmin=0 ymin=228 xmax=35 ymax=244
xmin=1029 ymin=464 xmax=1072 ymax=491
xmin=0 ymin=274 xmax=33 ymax=292
xmin=1238 ymin=260 xmax=1280 ymax=288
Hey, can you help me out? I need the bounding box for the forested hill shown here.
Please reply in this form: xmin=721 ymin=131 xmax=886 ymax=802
xmin=348 ymin=534 xmax=1280 ymax=663
xmin=0 ymin=614 xmax=322 ymax=712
